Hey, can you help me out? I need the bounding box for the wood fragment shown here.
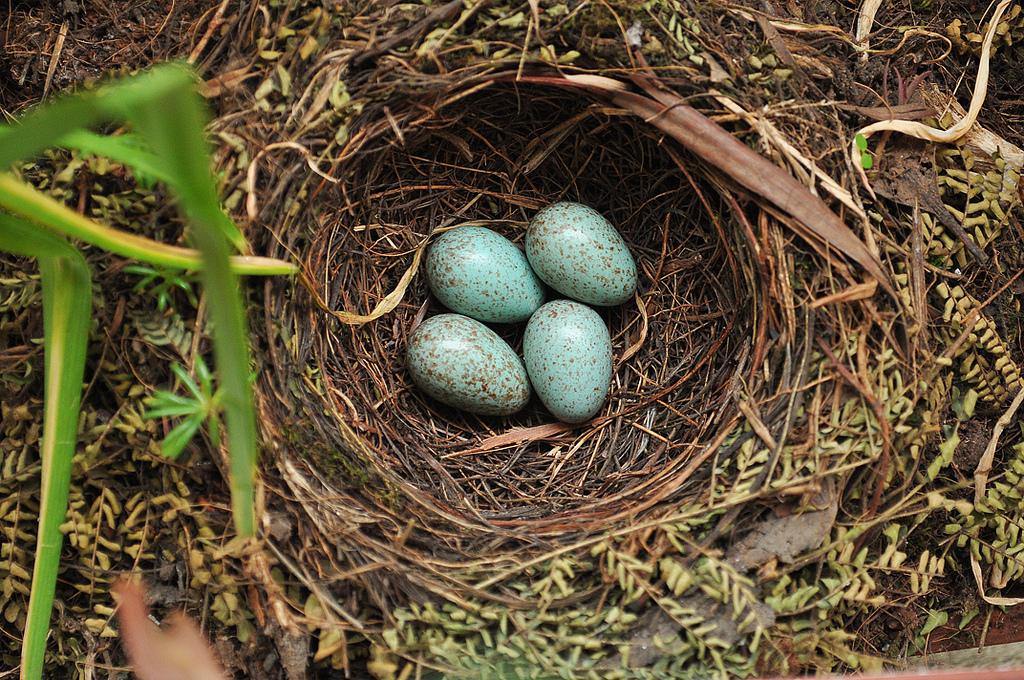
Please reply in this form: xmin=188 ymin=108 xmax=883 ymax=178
xmin=42 ymin=21 xmax=68 ymax=99
xmin=837 ymin=102 xmax=936 ymax=121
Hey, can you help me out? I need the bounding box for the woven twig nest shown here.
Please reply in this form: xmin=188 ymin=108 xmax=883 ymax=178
xmin=242 ymin=6 xmax=1024 ymax=678
xmin=302 ymin=82 xmax=746 ymax=522
xmin=252 ymin=63 xmax=865 ymax=676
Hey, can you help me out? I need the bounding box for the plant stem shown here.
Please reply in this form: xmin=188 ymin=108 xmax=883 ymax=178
xmin=129 ymin=66 xmax=259 ymax=538
xmin=0 ymin=173 xmax=297 ymax=276
xmin=0 ymin=216 xmax=92 ymax=680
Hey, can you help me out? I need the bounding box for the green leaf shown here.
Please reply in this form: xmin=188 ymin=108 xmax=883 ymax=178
xmin=171 ymin=362 xmax=206 ymax=402
xmin=124 ymin=264 xmax=200 ymax=310
xmin=920 ymin=609 xmax=948 ymax=636
xmin=855 ymin=134 xmax=873 ymax=169
xmin=56 ymin=129 xmax=172 ymax=186
xmin=959 ymin=607 xmax=980 ymax=630
xmin=929 ymin=431 xmax=960 ymax=480
xmin=958 ymin=389 xmax=979 ymax=420
xmin=0 ymin=214 xmax=91 ymax=680
xmin=144 ymin=395 xmax=204 ymax=419
xmin=161 ymin=415 xmax=206 ymax=459
xmin=105 ymin=65 xmax=247 ymax=254
xmin=0 ymin=91 xmax=103 ymax=169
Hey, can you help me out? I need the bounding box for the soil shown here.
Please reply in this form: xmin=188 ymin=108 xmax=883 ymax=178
xmin=1 ymin=0 xmax=220 ymax=113
xmin=930 ymin=607 xmax=1024 ymax=652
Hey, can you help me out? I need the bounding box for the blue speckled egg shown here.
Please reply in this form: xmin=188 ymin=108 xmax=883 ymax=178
xmin=425 ymin=226 xmax=546 ymax=323
xmin=526 ymin=202 xmax=637 ymax=307
xmin=407 ymin=314 xmax=531 ymax=416
xmin=523 ymin=300 xmax=613 ymax=423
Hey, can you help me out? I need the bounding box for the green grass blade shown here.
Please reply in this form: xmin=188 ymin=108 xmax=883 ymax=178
xmin=92 ymin=66 xmax=248 ymax=254
xmin=0 ymin=173 xmax=297 ymax=276
xmin=56 ymin=129 xmax=172 ymax=185
xmin=126 ymin=64 xmax=258 ymax=538
xmin=0 ymin=92 xmax=103 ymax=169
xmin=0 ymin=214 xmax=92 ymax=680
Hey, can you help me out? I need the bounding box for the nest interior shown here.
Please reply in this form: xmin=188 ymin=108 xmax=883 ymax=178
xmin=291 ymin=81 xmax=752 ymax=524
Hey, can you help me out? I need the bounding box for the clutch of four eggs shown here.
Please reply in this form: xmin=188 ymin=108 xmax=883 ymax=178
xmin=406 ymin=202 xmax=637 ymax=423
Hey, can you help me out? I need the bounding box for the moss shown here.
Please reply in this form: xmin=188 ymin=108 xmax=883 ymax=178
xmin=280 ymin=416 xmax=370 ymax=488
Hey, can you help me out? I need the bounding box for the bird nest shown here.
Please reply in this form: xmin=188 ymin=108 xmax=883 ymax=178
xmin=4 ymin=0 xmax=1024 ymax=678
xmin=241 ymin=3 xmax=1024 ymax=679
xmin=253 ymin=69 xmax=884 ymax=677
xmin=296 ymin=82 xmax=745 ymax=522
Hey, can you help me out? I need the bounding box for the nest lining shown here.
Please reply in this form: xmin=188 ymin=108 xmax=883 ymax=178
xmin=295 ymin=82 xmax=755 ymax=520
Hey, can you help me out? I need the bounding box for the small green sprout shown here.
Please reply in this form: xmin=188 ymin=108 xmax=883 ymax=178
xmin=855 ymin=134 xmax=874 ymax=170
xmin=124 ymin=263 xmax=200 ymax=311
xmin=145 ymin=359 xmax=221 ymax=459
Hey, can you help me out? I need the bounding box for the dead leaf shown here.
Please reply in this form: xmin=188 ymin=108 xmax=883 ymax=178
xmin=727 ymin=478 xmax=838 ymax=571
xmin=295 ymin=235 xmax=428 ymax=326
xmin=621 ymin=73 xmax=894 ymax=296
xmin=464 ymin=422 xmax=575 ymax=454
xmin=699 ymin=52 xmax=732 ymax=83
xmin=113 ymin=578 xmax=229 ymax=680
xmin=527 ymin=0 xmax=540 ymax=29
xmin=808 ymin=280 xmax=878 ymax=308
xmin=265 ymin=620 xmax=310 ymax=680
xmin=871 ymin=142 xmax=988 ymax=264
xmin=596 ymin=595 xmax=775 ymax=670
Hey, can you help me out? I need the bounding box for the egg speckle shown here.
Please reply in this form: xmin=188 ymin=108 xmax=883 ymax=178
xmin=407 ymin=314 xmax=531 ymax=416
xmin=523 ymin=300 xmax=613 ymax=423
xmin=425 ymin=226 xmax=546 ymax=323
xmin=526 ymin=202 xmax=637 ymax=307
